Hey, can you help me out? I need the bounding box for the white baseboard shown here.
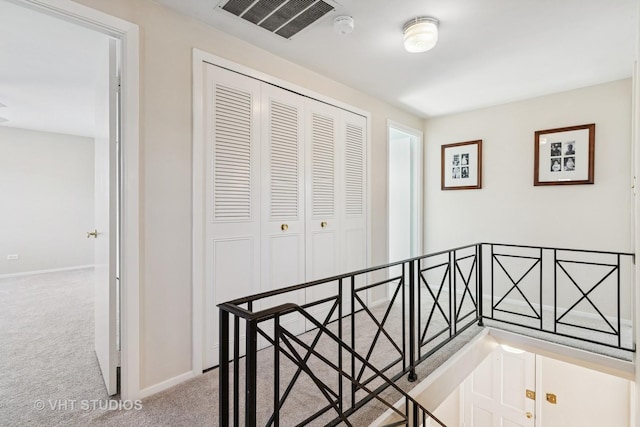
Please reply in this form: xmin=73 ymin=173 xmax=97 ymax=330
xmin=481 ymin=294 xmax=633 ymax=328
xmin=139 ymin=371 xmax=196 ymax=399
xmin=0 ymin=264 xmax=95 ymax=279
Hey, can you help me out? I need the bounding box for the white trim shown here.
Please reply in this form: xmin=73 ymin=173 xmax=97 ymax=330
xmin=192 ymin=49 xmax=206 ymax=377
xmin=365 ymin=104 xmax=373 ymax=305
xmin=192 ymin=48 xmax=373 ymax=372
xmin=487 ymin=328 xmax=635 ymax=380
xmin=634 ymin=3 xmax=640 ymax=424
xmin=139 ymin=371 xmax=196 ymax=399
xmin=196 ymin=50 xmax=370 ymax=119
xmin=0 ymin=265 xmax=95 ymax=279
xmin=13 ymin=0 xmax=141 ymax=401
xmin=120 ymin=22 xmax=141 ymax=402
xmin=480 ymin=293 xmax=634 ymax=329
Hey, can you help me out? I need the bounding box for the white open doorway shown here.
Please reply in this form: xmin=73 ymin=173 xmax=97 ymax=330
xmin=387 ymin=122 xmax=423 ymax=264
xmin=0 ymin=0 xmax=140 ymax=402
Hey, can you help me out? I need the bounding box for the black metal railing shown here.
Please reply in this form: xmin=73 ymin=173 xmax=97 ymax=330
xmin=481 ymin=243 xmax=635 ymax=351
xmin=218 ymin=243 xmax=635 ymax=426
xmin=218 ymin=244 xmax=480 ymax=426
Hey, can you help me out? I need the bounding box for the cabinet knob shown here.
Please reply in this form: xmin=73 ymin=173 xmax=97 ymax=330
xmin=281 ymin=224 xmax=288 ymax=231
xmin=87 ymin=229 xmax=98 ymax=239
xmin=320 ymin=221 xmax=327 ymax=228
xmin=526 ymin=412 xmax=533 ymax=419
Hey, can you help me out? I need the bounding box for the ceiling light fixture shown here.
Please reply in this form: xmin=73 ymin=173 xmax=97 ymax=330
xmin=403 ymin=16 xmax=439 ymax=53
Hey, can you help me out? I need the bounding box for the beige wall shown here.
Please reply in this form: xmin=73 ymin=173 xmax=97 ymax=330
xmin=424 ymin=79 xmax=633 ymax=253
xmin=0 ymin=127 xmax=94 ymax=275
xmin=69 ymin=0 xmax=423 ymax=390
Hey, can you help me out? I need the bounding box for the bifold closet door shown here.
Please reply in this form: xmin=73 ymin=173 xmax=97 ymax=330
xmin=204 ymin=64 xmax=261 ymax=368
xmin=304 ymin=101 xmax=341 ymax=330
xmin=340 ymin=111 xmax=368 ymax=308
xmin=259 ymin=83 xmax=306 ymax=342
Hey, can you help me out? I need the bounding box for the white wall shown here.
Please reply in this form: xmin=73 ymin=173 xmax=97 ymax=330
xmin=0 ymin=127 xmax=94 ymax=275
xmin=427 ymin=387 xmax=460 ymax=427
xmin=537 ymin=355 xmax=631 ymax=427
xmin=424 ymin=79 xmax=633 ymax=253
xmin=63 ymin=0 xmax=424 ymax=390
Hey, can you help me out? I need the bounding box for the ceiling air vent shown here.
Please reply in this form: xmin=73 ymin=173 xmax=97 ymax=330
xmin=219 ymin=0 xmax=335 ymax=39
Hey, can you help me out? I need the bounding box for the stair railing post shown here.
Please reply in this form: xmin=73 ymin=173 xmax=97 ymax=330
xmin=408 ymin=259 xmax=418 ymax=382
xmin=477 ymin=243 xmax=484 ymax=326
xmin=219 ymin=307 xmax=230 ymax=427
xmin=245 ymin=318 xmax=258 ymax=427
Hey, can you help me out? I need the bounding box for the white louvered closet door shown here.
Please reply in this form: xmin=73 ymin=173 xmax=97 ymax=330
xmin=304 ymin=101 xmax=341 ymax=330
xmin=340 ymin=111 xmax=368 ymax=284
xmin=259 ymin=83 xmax=306 ymax=340
xmin=204 ymin=65 xmax=261 ymax=368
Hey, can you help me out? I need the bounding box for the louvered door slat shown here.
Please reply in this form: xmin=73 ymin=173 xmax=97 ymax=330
xmin=311 ymin=113 xmax=335 ymax=218
xmin=345 ymin=123 xmax=364 ymax=216
xmin=213 ymin=83 xmax=253 ymax=221
xmin=269 ymin=100 xmax=300 ymax=219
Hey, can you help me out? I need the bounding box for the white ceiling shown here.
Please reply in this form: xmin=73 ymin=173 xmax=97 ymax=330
xmin=0 ymin=0 xmax=636 ymax=138
xmin=0 ymin=0 xmax=106 ymax=137
xmin=155 ymin=0 xmax=637 ymax=117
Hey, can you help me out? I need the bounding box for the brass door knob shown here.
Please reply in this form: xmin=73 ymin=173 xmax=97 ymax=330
xmin=320 ymin=221 xmax=327 ymax=228
xmin=87 ymin=229 xmax=98 ymax=238
xmin=281 ymin=224 xmax=288 ymax=231
xmin=526 ymin=412 xmax=533 ymax=419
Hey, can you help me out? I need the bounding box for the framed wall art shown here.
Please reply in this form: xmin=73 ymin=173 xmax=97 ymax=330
xmin=534 ymin=123 xmax=595 ymax=186
xmin=441 ymin=140 xmax=482 ymax=190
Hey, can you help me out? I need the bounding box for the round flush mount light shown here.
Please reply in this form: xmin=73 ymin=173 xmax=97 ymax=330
xmin=334 ymin=15 xmax=354 ymax=36
xmin=403 ymin=16 xmax=439 ymax=53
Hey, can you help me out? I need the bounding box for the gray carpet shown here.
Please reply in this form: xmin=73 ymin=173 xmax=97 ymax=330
xmin=0 ymin=269 xmax=111 ymax=426
xmin=2 ymin=270 xmax=627 ymax=426
xmin=0 ymin=270 xmax=484 ymax=426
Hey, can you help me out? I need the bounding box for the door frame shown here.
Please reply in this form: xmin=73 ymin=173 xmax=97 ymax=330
xmin=13 ymin=0 xmax=141 ymax=400
xmin=192 ymin=49 xmax=372 ymax=373
xmin=386 ymin=120 xmax=424 ymax=262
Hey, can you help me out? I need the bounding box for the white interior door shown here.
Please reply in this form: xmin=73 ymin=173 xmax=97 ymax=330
xmin=204 ymin=64 xmax=261 ymax=368
xmin=463 ymin=347 xmax=535 ymax=427
xmin=305 ymin=101 xmax=341 ymax=330
xmin=94 ymin=38 xmax=118 ymax=396
xmin=340 ymin=111 xmax=367 ymax=310
xmin=260 ymin=83 xmax=306 ymax=342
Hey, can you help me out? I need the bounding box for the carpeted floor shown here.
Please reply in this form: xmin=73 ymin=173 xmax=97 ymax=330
xmin=1 ymin=269 xmax=484 ymax=426
xmin=1 ymin=269 xmax=629 ymax=426
xmin=0 ymin=269 xmax=111 ymax=426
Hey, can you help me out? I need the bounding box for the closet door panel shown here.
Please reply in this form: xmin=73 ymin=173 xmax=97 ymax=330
xmin=260 ymin=84 xmax=306 ymax=340
xmin=204 ymin=64 xmax=261 ymax=368
xmin=340 ymin=111 xmax=368 ymax=307
xmin=304 ymin=103 xmax=341 ymax=329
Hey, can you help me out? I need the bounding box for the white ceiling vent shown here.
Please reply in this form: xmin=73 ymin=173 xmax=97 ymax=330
xmin=217 ymin=0 xmax=335 ymax=39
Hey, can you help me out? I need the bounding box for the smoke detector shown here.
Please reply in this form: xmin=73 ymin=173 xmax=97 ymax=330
xmin=334 ymin=15 xmax=354 ymax=35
